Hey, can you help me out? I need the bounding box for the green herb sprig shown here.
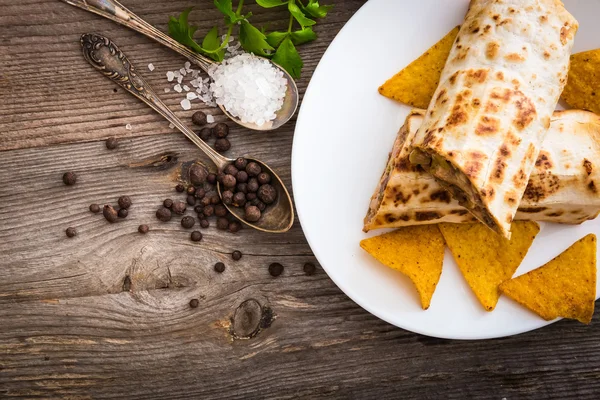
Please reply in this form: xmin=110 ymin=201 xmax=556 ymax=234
xmin=167 ymin=0 xmax=331 ymax=78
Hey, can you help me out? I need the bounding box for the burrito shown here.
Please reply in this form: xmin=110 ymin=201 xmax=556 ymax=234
xmin=408 ymin=0 xmax=577 ymax=237
xmin=364 ymin=109 xmax=600 ymax=232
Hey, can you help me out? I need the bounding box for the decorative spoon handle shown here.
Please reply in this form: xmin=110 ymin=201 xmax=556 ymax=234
xmin=63 ymin=0 xmax=213 ymax=71
xmin=81 ymin=33 xmax=229 ymax=169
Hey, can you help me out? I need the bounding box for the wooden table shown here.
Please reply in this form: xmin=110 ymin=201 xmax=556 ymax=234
xmin=1 ymin=1 xmax=600 ymax=398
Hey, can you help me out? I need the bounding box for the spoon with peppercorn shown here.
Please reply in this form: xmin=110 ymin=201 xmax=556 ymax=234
xmin=62 ymin=0 xmax=298 ymax=131
xmin=81 ymin=33 xmax=294 ymax=233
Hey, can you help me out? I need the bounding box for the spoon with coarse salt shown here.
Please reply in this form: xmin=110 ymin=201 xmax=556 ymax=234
xmin=62 ymin=0 xmax=298 ymax=131
xmin=81 ymin=33 xmax=294 ymax=233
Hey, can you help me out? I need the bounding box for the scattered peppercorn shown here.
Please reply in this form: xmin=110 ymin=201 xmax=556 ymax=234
xmin=247 ymin=178 xmax=259 ymax=193
xmin=228 ymin=221 xmax=241 ymax=233
xmin=200 ymin=196 xmax=212 ymax=207
xmin=215 ymin=138 xmax=231 ymax=152
xmin=195 ymin=188 xmax=206 ymax=199
xmin=65 ymin=227 xmax=77 ymax=238
xmin=191 ymin=231 xmax=203 ymax=242
xmin=89 ymin=203 xmax=100 ymax=213
xmin=232 ymin=250 xmax=242 ymax=261
xmin=138 ymin=224 xmax=149 ymax=234
xmin=186 ymin=185 xmax=196 ymax=195
xmin=198 ymin=127 xmax=212 ymax=141
xmin=171 ymin=200 xmax=186 ymax=215
xmin=175 ymin=183 xmax=185 ymax=192
xmin=214 ymin=262 xmax=225 ymax=273
xmin=224 ymin=164 xmax=238 ymax=176
xmin=222 ymin=190 xmax=234 ymax=205
xmin=245 ymin=205 xmax=261 ymax=222
xmin=118 ymin=196 xmax=132 ymax=209
xmin=213 ymin=122 xmax=229 ymax=138
xmin=203 ymin=205 xmax=215 ymax=217
xmin=181 ymin=216 xmax=195 ymax=229
xmin=189 ymin=298 xmax=200 ymax=308
xmin=105 ymin=137 xmax=118 ymax=150
xmin=118 ymin=208 xmax=128 ymax=218
xmin=191 ymin=111 xmax=207 ymax=126
xmin=246 ymin=162 xmax=262 ymax=177
xmin=163 ymin=199 xmax=174 ymax=209
xmin=189 ymin=163 xmax=209 ymax=185
xmin=187 ymin=194 xmax=196 ymax=206
xmin=210 ymin=193 xmax=220 ymax=205
xmin=303 ymin=263 xmax=316 ymax=276
xmin=258 ymin=184 xmax=277 ymax=204
xmin=207 ymin=173 xmax=217 ymax=184
xmin=200 ymin=219 xmax=210 ymax=228
xmin=214 ymin=204 xmax=228 ymax=217
xmin=233 ymin=192 xmax=247 ymax=207
xmin=156 ymin=207 xmax=172 ymax=222
xmin=221 ymin=174 xmax=237 ymax=189
xmin=103 ymin=205 xmax=119 ymax=223
xmin=257 ymin=172 xmax=271 ymax=185
xmin=268 ymin=262 xmax=284 ymax=277
xmin=234 ymin=157 xmax=248 ymax=170
xmin=62 ymin=172 xmax=77 ymax=186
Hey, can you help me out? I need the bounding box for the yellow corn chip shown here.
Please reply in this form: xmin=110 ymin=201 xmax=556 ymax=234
xmin=561 ymin=50 xmax=600 ymax=115
xmin=360 ymin=226 xmax=445 ymax=310
xmin=378 ymin=26 xmax=459 ymax=108
xmin=500 ymin=234 xmax=597 ymax=324
xmin=439 ymin=222 xmax=540 ymax=311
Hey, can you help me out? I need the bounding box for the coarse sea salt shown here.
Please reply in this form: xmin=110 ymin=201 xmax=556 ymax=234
xmin=125 ymin=123 xmax=132 ymax=130
xmin=208 ymin=53 xmax=286 ymax=126
xmin=180 ymin=98 xmax=191 ymax=110
xmin=186 ymin=92 xmax=197 ymax=100
xmin=148 ymin=63 xmax=155 ymax=72
xmin=206 ymin=114 xmax=215 ymax=123
xmin=166 ymin=71 xmax=174 ymax=82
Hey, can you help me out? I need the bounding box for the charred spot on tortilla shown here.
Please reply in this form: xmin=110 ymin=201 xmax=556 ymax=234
xmin=491 ymin=158 xmax=507 ymax=183
xmin=415 ymin=211 xmax=442 ymax=221
xmin=535 ymin=151 xmax=553 ymax=170
xmin=506 ymin=214 xmax=513 ymax=224
xmin=466 ymin=69 xmax=488 ymax=85
xmin=584 ymin=159 xmax=593 ymax=175
xmin=492 ymin=14 xmax=500 ymax=21
xmin=394 ymin=191 xmax=412 ymax=204
xmin=560 ymin=23 xmax=576 ymax=45
xmin=589 ymin=181 xmax=597 ymax=193
xmin=496 ymin=71 xmax=504 ymax=80
xmin=547 ymin=211 xmax=564 ymax=217
xmin=450 ymin=209 xmax=470 ymax=216
xmin=524 ymin=172 xmax=560 ymax=202
xmin=505 ymin=53 xmax=525 ymax=62
xmin=430 ymin=190 xmax=451 ymax=203
xmin=412 ymin=188 xmax=421 ymax=195
xmin=476 ymin=116 xmax=500 ymax=136
xmin=481 ymin=187 xmax=495 ymax=200
xmin=504 ymin=192 xmax=518 ymax=205
xmin=486 ymin=42 xmax=500 ymax=59
xmin=513 ymin=97 xmax=537 ymax=130
xmin=539 ymin=15 xmax=548 ymax=23
xmin=544 ymin=51 xmax=551 ymax=60
xmin=519 ymin=207 xmax=548 ymax=213
xmin=448 ymin=71 xmax=460 ymax=85
xmin=525 ymin=143 xmax=537 ymax=162
xmin=472 ymin=98 xmax=481 ymax=108
xmin=465 ymin=160 xmax=484 ymax=179
xmin=512 ymin=168 xmax=528 ymax=188
xmin=499 ymin=144 xmax=511 ymax=158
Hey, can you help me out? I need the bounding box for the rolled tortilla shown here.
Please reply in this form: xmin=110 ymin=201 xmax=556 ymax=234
xmin=364 ymin=109 xmax=600 ymax=232
xmin=409 ymin=0 xmax=577 ymax=237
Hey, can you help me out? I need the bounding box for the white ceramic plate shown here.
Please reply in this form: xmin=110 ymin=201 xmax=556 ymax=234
xmin=292 ymin=0 xmax=600 ymax=339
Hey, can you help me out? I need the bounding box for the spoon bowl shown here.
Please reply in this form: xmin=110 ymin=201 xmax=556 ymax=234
xmin=62 ymin=0 xmax=299 ymax=131
xmin=81 ymin=33 xmax=294 ymax=233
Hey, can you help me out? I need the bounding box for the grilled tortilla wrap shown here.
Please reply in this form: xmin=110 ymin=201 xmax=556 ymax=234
xmin=409 ymin=0 xmax=577 ymax=237
xmin=364 ymin=109 xmax=600 ymax=232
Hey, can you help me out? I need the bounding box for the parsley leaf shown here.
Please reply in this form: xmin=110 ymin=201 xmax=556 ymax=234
xmin=202 ymin=26 xmax=225 ymax=62
xmin=290 ymin=26 xmax=317 ymax=45
xmin=266 ymin=31 xmax=289 ymax=48
xmin=256 ymin=0 xmax=288 ymax=7
xmin=168 ymin=8 xmax=203 ymax=53
xmin=301 ymin=0 xmax=332 ymax=18
xmin=214 ymin=0 xmax=243 ymax=24
xmin=288 ymin=0 xmax=316 ymax=28
xmin=272 ymin=36 xmax=303 ymax=78
xmin=239 ymin=20 xmax=275 ymax=56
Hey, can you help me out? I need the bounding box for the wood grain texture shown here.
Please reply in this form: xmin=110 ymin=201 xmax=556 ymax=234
xmin=1 ymin=0 xmax=600 ymax=399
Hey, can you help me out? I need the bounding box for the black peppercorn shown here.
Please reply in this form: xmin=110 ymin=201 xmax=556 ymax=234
xmin=175 ymin=183 xmax=185 ymax=192
xmin=189 ymin=298 xmax=200 ymax=308
xmin=246 ymin=162 xmax=262 ymax=177
xmin=65 ymin=227 xmax=77 ymax=238
xmin=217 ymin=217 xmax=229 ymax=230
xmin=214 ymin=262 xmax=225 ymax=273
xmin=172 ymin=200 xmax=187 ymax=215
xmin=118 ymin=208 xmax=128 ymax=218
xmin=222 ymin=190 xmax=234 ymax=205
xmin=200 ymin=219 xmax=210 ymax=229
xmin=232 ymin=250 xmax=242 ymax=261
xmin=207 ymin=173 xmax=217 ymax=184
xmin=234 ymin=157 xmax=248 ymax=170
xmin=236 ymin=170 xmax=249 ymax=183
xmin=214 ymin=204 xmax=228 ymax=217
xmin=118 ymin=196 xmax=132 ymax=209
xmin=269 ymin=262 xmax=284 ymax=277
xmin=138 ymin=224 xmax=149 ymax=234
xmin=258 ymin=184 xmax=277 ymax=204
xmin=221 ymin=174 xmax=237 ymax=189
xmin=228 ymin=221 xmax=241 ymax=233
xmin=203 ymin=205 xmax=215 ymax=217
xmin=195 ymin=188 xmax=206 ymax=199
xmin=89 ymin=203 xmax=100 ymax=213
xmin=213 ymin=122 xmax=229 ymax=138
xmin=247 ymin=178 xmax=259 ymax=193
xmin=257 ymin=172 xmax=271 ymax=185
xmin=105 ymin=137 xmax=118 ymax=150
xmin=191 ymin=111 xmax=207 ymax=126
xmin=62 ymin=172 xmax=77 ymax=186
xmin=214 ymin=138 xmax=231 ymax=152
xmin=191 ymin=231 xmax=203 ymax=242
xmin=103 ymin=205 xmax=119 ymax=223
xmin=156 ymin=207 xmax=172 ymax=222
xmin=244 ymin=205 xmax=261 ymax=222
xmin=233 ymin=192 xmax=247 ymax=207
xmin=186 ymin=185 xmax=196 ymax=195
xmin=303 ymin=262 xmax=316 ymax=275
xmin=181 ymin=216 xmax=195 ymax=229
xmin=163 ymin=199 xmax=174 ymax=209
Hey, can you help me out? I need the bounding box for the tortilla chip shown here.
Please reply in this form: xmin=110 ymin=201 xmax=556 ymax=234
xmin=561 ymin=50 xmax=600 ymax=115
xmin=500 ymin=234 xmax=597 ymax=324
xmin=360 ymin=226 xmax=445 ymax=310
xmin=378 ymin=26 xmax=459 ymax=108
xmin=439 ymin=221 xmax=540 ymax=311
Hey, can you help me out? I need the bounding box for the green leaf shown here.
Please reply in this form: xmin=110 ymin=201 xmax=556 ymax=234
xmin=256 ymin=0 xmax=288 ymax=7
xmin=239 ymin=20 xmax=275 ymax=56
xmin=290 ymin=26 xmax=317 ymax=45
xmin=202 ymin=26 xmax=225 ymax=62
xmin=168 ymin=8 xmax=203 ymax=53
xmin=266 ymin=31 xmax=289 ymax=48
xmin=214 ymin=0 xmax=242 ymax=24
xmin=272 ymin=36 xmax=303 ymax=78
xmin=288 ymin=0 xmax=316 ymax=28
xmin=301 ymin=0 xmax=332 ymax=18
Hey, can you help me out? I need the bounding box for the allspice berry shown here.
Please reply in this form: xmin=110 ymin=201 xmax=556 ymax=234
xmin=103 ymin=205 xmax=119 ymax=223
xmin=156 ymin=207 xmax=172 ymax=222
xmin=268 ymin=262 xmax=284 ymax=277
xmin=191 ymin=231 xmax=202 ymax=242
xmin=118 ymin=208 xmax=128 ymax=218
xmin=62 ymin=172 xmax=77 ymax=186
xmin=189 ymin=298 xmax=200 ymax=308
xmin=171 ymin=200 xmax=187 ymax=215
xmin=118 ymin=196 xmax=132 ymax=209
xmin=105 ymin=137 xmax=118 ymax=150
xmin=89 ymin=203 xmax=100 ymax=213
xmin=181 ymin=216 xmax=195 ymax=229
xmin=65 ymin=227 xmax=77 ymax=238
xmin=213 ymin=122 xmax=229 ymax=138
xmin=191 ymin=111 xmax=207 ymax=126
xmin=138 ymin=224 xmax=149 ymax=234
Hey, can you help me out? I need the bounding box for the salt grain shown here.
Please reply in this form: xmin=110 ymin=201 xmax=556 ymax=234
xmin=183 ymin=85 xmax=190 ymax=92
xmin=174 ymin=84 xmax=182 ymax=93
xmin=180 ymin=99 xmax=191 ymax=110
xmin=187 ymin=92 xmax=197 ymax=100
xmin=206 ymin=114 xmax=215 ymax=123
xmin=164 ymin=88 xmax=171 ymax=93
xmin=169 ymin=123 xmax=175 ymax=129
xmin=125 ymin=124 xmax=132 ymax=130
xmin=184 ymin=61 xmax=191 ymax=71
xmin=166 ymin=71 xmax=174 ymax=82
xmin=177 ymin=75 xmax=183 ymax=84
xmin=148 ymin=63 xmax=155 ymax=72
